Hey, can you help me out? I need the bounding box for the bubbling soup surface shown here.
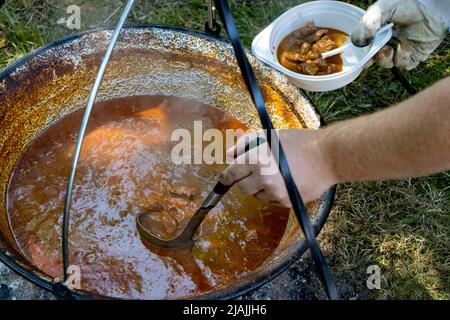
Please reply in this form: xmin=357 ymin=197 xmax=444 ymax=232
xmin=6 ymin=95 xmax=290 ymax=299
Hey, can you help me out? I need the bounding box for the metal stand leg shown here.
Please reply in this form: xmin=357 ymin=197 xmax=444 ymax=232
xmin=205 ymin=0 xmax=221 ymax=36
xmin=391 ymin=67 xmax=418 ymax=95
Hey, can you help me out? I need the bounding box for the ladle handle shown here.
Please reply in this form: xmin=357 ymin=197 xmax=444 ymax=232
xmin=182 ymin=136 xmax=265 ymax=237
xmin=181 ymin=184 xmax=227 ymax=240
xmin=212 ymin=181 xmax=231 ymax=195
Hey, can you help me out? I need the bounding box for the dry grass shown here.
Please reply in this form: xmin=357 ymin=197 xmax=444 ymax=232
xmin=0 ymin=0 xmax=449 ymax=299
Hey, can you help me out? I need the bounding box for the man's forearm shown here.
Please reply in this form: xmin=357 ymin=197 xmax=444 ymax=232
xmin=320 ymin=77 xmax=450 ymax=184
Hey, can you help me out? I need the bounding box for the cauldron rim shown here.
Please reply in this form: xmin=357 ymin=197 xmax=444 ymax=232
xmin=0 ymin=24 xmax=335 ymax=300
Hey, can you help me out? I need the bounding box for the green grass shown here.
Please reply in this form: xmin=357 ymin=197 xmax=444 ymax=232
xmin=0 ymin=0 xmax=449 ymax=299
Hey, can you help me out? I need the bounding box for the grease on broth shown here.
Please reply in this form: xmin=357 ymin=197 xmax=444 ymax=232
xmin=6 ymin=95 xmax=290 ymax=299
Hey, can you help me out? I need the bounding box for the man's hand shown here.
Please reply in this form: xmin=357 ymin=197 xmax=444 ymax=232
xmin=351 ymin=0 xmax=448 ymax=70
xmin=219 ymin=130 xmax=337 ymax=208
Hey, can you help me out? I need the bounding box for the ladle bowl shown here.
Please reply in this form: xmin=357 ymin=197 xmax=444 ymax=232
xmin=137 ymin=211 xmax=196 ymax=248
xmin=0 ymin=25 xmax=335 ymax=299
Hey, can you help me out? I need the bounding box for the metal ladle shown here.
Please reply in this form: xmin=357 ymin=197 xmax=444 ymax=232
xmin=136 ymin=137 xmax=263 ymax=248
xmin=137 ymin=181 xmax=230 ymax=248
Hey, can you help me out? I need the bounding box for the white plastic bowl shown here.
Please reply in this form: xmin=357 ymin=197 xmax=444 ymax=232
xmin=251 ymin=1 xmax=392 ymax=92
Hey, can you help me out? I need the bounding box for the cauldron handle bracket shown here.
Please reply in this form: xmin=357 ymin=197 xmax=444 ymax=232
xmin=205 ymin=0 xmax=221 ymax=36
xmin=52 ymin=279 xmax=73 ymax=300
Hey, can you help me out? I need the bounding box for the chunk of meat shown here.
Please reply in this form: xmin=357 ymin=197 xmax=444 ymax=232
xmin=280 ymin=48 xmax=302 ymax=62
xmin=314 ymin=29 xmax=329 ymax=41
xmin=298 ymin=60 xmax=319 ymax=75
xmin=280 ymin=54 xmax=300 ymax=70
xmin=313 ymin=58 xmax=329 ymax=70
xmin=299 ymin=43 xmax=320 ymax=61
xmin=293 ymin=21 xmax=316 ymax=38
xmin=317 ymin=58 xmax=338 ymax=74
xmin=312 ymin=35 xmax=337 ymax=53
xmin=302 ymin=28 xmax=329 ymax=44
xmin=168 ymin=186 xmax=200 ymax=201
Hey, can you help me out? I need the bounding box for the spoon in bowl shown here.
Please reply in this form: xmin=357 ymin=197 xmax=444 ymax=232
xmin=321 ymin=23 xmax=394 ymax=60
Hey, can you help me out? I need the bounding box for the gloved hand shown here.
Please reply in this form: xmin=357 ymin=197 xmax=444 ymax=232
xmin=351 ymin=0 xmax=448 ymax=70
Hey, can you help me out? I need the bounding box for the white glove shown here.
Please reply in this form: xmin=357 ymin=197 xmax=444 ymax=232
xmin=351 ymin=0 xmax=448 ymax=70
